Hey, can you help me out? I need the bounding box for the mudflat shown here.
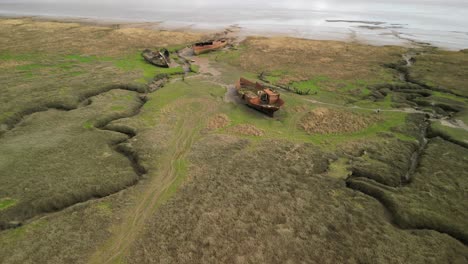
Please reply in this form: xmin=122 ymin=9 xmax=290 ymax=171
xmin=1 ymin=0 xmax=468 ymax=49
xmin=0 ymin=18 xmax=467 ymax=264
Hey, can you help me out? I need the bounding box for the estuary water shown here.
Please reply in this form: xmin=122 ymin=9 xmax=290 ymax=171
xmin=0 ymin=0 xmax=467 ymax=50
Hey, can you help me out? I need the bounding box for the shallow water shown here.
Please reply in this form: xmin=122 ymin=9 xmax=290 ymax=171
xmin=1 ymin=0 xmax=467 ymax=49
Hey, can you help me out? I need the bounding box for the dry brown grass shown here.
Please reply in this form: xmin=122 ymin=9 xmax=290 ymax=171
xmin=0 ymin=60 xmax=29 ymax=69
xmin=235 ymin=37 xmax=404 ymax=85
xmin=299 ymin=107 xmax=381 ymax=134
xmin=127 ymin=135 xmax=468 ymax=264
xmin=409 ymin=49 xmax=468 ymax=97
xmin=0 ymin=18 xmax=200 ymax=56
xmin=228 ymin=124 xmax=265 ymax=136
xmin=206 ymin=114 xmax=230 ymax=130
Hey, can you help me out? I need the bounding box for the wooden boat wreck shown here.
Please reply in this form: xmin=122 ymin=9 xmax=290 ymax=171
xmin=142 ymin=48 xmax=170 ymax=68
xmin=193 ymin=39 xmax=228 ymax=55
xmin=235 ymin=77 xmax=285 ymax=116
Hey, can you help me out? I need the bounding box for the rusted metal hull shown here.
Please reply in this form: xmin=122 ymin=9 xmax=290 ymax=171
xmin=193 ymin=40 xmax=228 ymax=55
xmin=245 ymin=100 xmax=281 ymax=116
xmin=235 ymin=78 xmax=284 ymax=116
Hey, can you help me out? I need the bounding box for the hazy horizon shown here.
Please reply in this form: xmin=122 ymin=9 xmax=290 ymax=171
xmin=1 ymin=0 xmax=467 ymax=49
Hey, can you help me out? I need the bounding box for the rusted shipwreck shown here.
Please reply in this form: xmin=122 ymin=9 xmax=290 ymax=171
xmin=142 ymin=48 xmax=170 ymax=68
xmin=235 ymin=77 xmax=285 ymax=116
xmin=193 ymin=39 xmax=228 ymax=55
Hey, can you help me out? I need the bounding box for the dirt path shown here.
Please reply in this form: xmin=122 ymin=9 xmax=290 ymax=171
xmin=88 ymin=43 xmax=225 ymax=263
xmin=178 ymin=47 xmax=222 ymax=77
xmin=304 ymin=98 xmax=427 ymax=114
xmin=88 ymin=98 xmax=216 ymax=264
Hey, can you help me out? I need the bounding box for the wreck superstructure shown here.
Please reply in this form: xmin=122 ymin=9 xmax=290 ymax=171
xmin=235 ymin=77 xmax=285 ymax=116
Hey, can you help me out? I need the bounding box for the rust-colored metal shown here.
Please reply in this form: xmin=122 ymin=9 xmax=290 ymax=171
xmin=193 ymin=39 xmax=228 ymax=55
xmin=235 ymin=77 xmax=285 ymax=116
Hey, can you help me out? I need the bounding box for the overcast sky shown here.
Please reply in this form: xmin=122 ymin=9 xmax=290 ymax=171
xmin=2 ymin=0 xmax=467 ymax=17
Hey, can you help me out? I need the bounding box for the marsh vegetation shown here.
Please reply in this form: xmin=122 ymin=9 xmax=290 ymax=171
xmin=0 ymin=18 xmax=467 ymax=263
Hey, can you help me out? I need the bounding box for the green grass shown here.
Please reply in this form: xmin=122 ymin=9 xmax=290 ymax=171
xmin=83 ymin=120 xmax=94 ymax=129
xmin=0 ymin=89 xmax=142 ymax=226
xmin=430 ymin=121 xmax=468 ymax=146
xmin=95 ymin=201 xmax=113 ymax=215
xmin=111 ymin=106 xmax=126 ymax=111
xmin=64 ymin=54 xmax=110 ymax=63
xmin=0 ymin=52 xmax=42 ymax=61
xmin=160 ymin=66 xmax=185 ymax=75
xmin=217 ymin=89 xmax=409 ymax=148
xmin=409 ymin=49 xmax=468 ymax=97
xmin=16 ymin=63 xmax=43 ymax=71
xmin=0 ymin=111 xmax=15 ymax=124
xmin=431 ymin=91 xmax=468 ymax=104
xmin=361 ymin=87 xmax=371 ymax=96
xmin=262 ymin=70 xmax=289 ymax=83
xmin=352 ymin=92 xmax=396 ymax=110
xmin=166 ymin=44 xmax=188 ymax=53
xmin=291 ymin=76 xmax=330 ymax=95
xmin=155 ymin=159 xmax=188 ymax=209
xmin=114 ymin=53 xmax=157 ymax=80
xmin=392 ymin=132 xmax=417 ymax=142
xmin=12 ymin=54 xmax=110 ymax=74
xmin=170 ymin=53 xmax=180 ymax=62
xmin=140 ymin=79 xmax=225 ymax=126
xmin=0 ymin=198 xmax=16 ymax=211
xmin=114 ymin=52 xmax=185 ymax=82
xmin=141 ymin=85 xmax=188 ymax=124
xmin=8 ymin=51 xmax=184 ymax=84
xmin=212 ymin=48 xmax=242 ymax=65
xmin=309 ymin=110 xmax=407 ymax=146
xmin=189 ymin=64 xmax=200 ymax=73
xmin=0 ymin=53 xmax=123 ymax=87
xmin=265 ymin=75 xmax=281 ymax=83
xmin=291 ymin=78 xmax=381 ymax=100
xmin=339 ymin=80 xmax=369 ymax=93
xmin=327 ymin=158 xmax=351 ymax=179
xmin=455 ymin=110 xmax=468 ymax=124
xmin=348 ymin=137 xmax=468 ymax=243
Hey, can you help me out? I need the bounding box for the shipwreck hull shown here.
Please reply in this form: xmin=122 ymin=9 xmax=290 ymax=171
xmin=245 ymin=101 xmax=281 ymax=116
xmin=193 ymin=40 xmax=228 ymax=55
xmin=142 ymin=49 xmax=169 ymax=68
xmin=236 ymin=77 xmax=284 ymax=116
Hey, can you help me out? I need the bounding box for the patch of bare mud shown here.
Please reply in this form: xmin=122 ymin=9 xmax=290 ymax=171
xmin=224 ymin=85 xmax=243 ymax=104
xmin=229 ymin=124 xmax=265 ymax=136
xmin=191 ymin=56 xmax=221 ymax=76
xmin=206 ymin=114 xmax=230 ymax=130
xmin=439 ymin=118 xmax=468 ymax=132
xmin=300 ymin=107 xmax=380 ymax=134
